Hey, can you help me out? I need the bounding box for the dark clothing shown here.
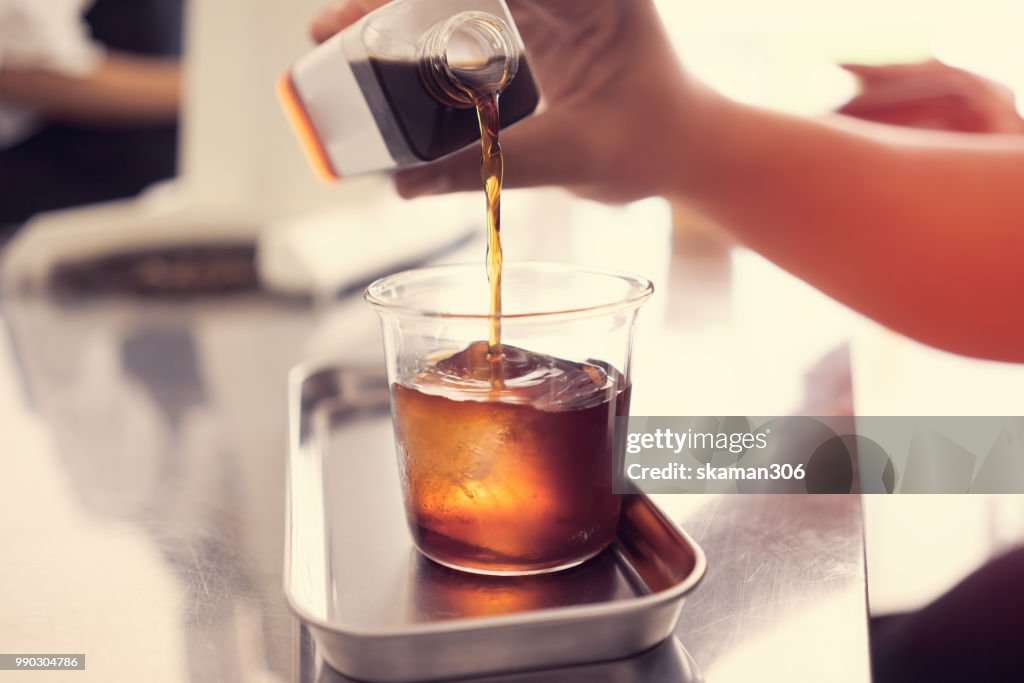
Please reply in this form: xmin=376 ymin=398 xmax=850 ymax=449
xmin=871 ymin=546 xmax=1024 ymax=683
xmin=0 ymin=124 xmax=179 ymax=227
xmin=0 ymin=0 xmax=183 ymax=231
xmin=85 ymin=0 xmax=183 ymax=56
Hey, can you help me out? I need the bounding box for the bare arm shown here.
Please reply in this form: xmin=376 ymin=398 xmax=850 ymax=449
xmin=676 ymin=92 xmax=1024 ymax=361
xmin=0 ymin=51 xmax=181 ymax=126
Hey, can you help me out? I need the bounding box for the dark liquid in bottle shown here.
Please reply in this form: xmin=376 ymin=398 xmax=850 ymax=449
xmin=392 ymin=342 xmax=630 ymax=574
xmin=366 ymin=57 xmax=538 ymax=163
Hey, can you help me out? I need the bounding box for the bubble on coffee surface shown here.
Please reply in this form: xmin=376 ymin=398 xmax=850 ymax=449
xmin=410 ymin=341 xmax=613 ymax=411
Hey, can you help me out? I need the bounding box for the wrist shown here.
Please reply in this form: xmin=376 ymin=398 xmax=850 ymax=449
xmin=657 ymin=81 xmax=738 ymax=204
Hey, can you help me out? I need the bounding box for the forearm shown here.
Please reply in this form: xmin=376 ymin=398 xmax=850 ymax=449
xmin=0 ymin=52 xmax=181 ymax=125
xmin=672 ymin=93 xmax=1024 ymax=361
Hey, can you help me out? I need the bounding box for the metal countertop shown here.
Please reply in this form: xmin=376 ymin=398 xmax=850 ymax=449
xmin=0 ymin=239 xmax=868 ymax=682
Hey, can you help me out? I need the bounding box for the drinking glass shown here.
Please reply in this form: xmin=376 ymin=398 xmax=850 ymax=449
xmin=365 ymin=262 xmax=653 ymax=575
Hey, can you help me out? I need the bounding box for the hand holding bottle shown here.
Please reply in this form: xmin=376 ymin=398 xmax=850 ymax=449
xmin=312 ymin=0 xmax=703 ymax=202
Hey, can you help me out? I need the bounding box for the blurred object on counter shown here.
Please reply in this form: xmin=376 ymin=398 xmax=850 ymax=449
xmin=0 ymin=0 xmax=184 ymax=232
xmin=0 ymin=195 xmax=266 ymax=298
xmin=49 ymin=244 xmax=259 ymax=299
xmin=258 ymin=193 xmax=479 ymax=300
xmin=838 ymin=59 xmax=1024 ymax=133
xmin=0 ymin=184 xmax=481 ymax=304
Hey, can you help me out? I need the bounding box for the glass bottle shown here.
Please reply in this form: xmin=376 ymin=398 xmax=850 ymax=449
xmin=278 ymin=0 xmax=538 ymax=181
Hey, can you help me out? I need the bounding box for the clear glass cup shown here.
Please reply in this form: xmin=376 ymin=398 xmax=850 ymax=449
xmin=365 ymin=262 xmax=653 ymax=575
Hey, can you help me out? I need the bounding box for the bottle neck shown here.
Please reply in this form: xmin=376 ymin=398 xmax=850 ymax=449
xmin=420 ymin=11 xmax=520 ymax=109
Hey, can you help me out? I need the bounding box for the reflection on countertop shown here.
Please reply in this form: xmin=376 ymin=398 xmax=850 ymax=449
xmin=1 ymin=291 xmax=324 ymax=682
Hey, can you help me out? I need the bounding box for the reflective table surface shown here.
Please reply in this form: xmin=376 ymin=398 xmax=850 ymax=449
xmin=0 ymin=230 xmax=869 ymax=682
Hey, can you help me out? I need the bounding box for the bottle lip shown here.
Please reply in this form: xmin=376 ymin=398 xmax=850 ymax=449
xmin=420 ymin=11 xmax=521 ymax=108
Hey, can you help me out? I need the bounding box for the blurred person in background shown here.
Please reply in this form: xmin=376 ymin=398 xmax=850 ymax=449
xmin=0 ymin=0 xmax=183 ymax=237
xmin=315 ymin=3 xmax=1024 ymax=682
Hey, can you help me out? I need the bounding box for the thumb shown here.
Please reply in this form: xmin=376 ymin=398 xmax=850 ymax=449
xmin=311 ymin=0 xmax=391 ymax=43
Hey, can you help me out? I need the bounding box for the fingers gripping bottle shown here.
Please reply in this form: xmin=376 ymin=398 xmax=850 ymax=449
xmin=278 ymin=0 xmax=539 ymax=181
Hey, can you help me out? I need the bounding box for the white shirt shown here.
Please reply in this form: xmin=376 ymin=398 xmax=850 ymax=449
xmin=0 ymin=0 xmax=103 ymax=149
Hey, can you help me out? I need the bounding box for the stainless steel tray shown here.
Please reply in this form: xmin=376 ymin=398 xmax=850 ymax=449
xmin=285 ymin=365 xmax=707 ymax=682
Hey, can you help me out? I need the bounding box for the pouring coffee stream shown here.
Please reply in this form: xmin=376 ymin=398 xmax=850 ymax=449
xmin=472 ymin=85 xmax=505 ymax=383
xmin=429 ymin=12 xmax=521 ymax=385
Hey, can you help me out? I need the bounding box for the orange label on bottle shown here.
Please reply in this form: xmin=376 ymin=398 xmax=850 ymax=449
xmin=276 ymin=72 xmax=340 ymax=183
